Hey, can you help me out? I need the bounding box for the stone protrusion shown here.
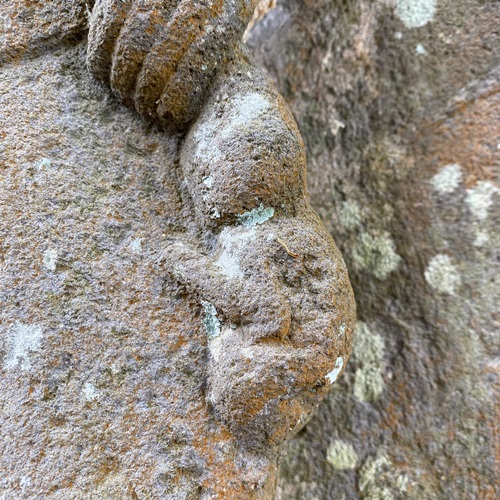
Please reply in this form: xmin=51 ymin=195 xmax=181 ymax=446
xmin=87 ymin=0 xmax=356 ymax=455
xmin=87 ymin=0 xmax=258 ymax=132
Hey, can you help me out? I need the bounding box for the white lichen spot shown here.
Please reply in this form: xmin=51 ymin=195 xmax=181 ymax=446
xmin=352 ymin=322 xmax=386 ymax=402
xmin=465 ymin=181 xmax=499 ymax=220
xmin=359 ymin=454 xmax=393 ymax=500
xmin=354 ymin=368 xmax=385 ymax=403
xmin=202 ymin=301 xmax=221 ymax=339
xmin=209 ymin=334 xmax=222 ymax=361
xmin=474 ymin=231 xmax=490 ymax=247
xmin=35 ymin=158 xmax=52 ymax=170
xmin=339 ymin=323 xmax=346 ymax=337
xmin=129 ymin=238 xmax=142 ymax=254
xmin=326 ymin=440 xmax=358 ymax=470
xmin=339 ymin=200 xmax=362 ymax=229
xmin=238 ymin=204 xmax=274 ymax=227
xmin=431 ymin=163 xmax=462 ymax=194
xmin=395 ymin=0 xmax=436 ymax=28
xmin=192 ymin=121 xmax=224 ymax=165
xmin=353 ymin=323 xmax=385 ymax=365
xmin=330 ymin=119 xmax=345 ymax=136
xmin=395 ymin=473 xmax=410 ymax=492
xmin=192 ymin=93 xmax=269 ymax=165
xmin=352 ymin=232 xmax=401 ymax=280
xmin=415 ymin=43 xmax=427 ymax=55
xmin=210 ymin=207 xmax=221 ymax=219
xmin=83 ymin=382 xmax=100 ymax=402
xmin=4 ymin=322 xmax=43 ymax=370
xmin=20 ymin=476 xmax=32 ymax=488
xmin=203 ymin=176 xmax=213 ymax=188
xmin=325 ymin=356 xmax=344 ymax=384
xmin=216 ymin=227 xmax=256 ymax=279
xmin=241 ymin=347 xmax=255 ymax=360
xmin=424 ymin=254 xmax=461 ymax=294
xmin=359 ymin=453 xmax=412 ymax=499
xmin=0 ymin=14 xmax=12 ymax=30
xmin=229 ymin=92 xmax=270 ymax=129
xmin=43 ymin=249 xmax=58 ymax=271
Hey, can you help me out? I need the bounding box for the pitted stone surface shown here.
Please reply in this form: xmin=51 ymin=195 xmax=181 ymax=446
xmin=1 ymin=1 xmax=355 ymax=498
xmin=87 ymin=0 xmax=259 ymax=132
xmin=86 ymin=0 xmax=355 ymax=455
xmin=0 ymin=46 xmax=279 ymax=500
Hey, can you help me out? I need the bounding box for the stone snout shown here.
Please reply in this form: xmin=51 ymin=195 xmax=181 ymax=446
xmin=160 ymin=210 xmax=355 ymax=451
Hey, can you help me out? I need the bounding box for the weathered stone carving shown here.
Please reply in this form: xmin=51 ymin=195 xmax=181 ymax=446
xmin=87 ymin=0 xmax=257 ymax=133
xmin=0 ymin=1 xmax=354 ymax=497
xmin=87 ymin=0 xmax=355 ymax=453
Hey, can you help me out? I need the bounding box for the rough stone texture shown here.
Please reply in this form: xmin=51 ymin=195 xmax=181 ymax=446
xmin=87 ymin=0 xmax=258 ymax=133
xmin=0 ymin=0 xmax=90 ymax=65
xmin=247 ymin=1 xmax=499 ymax=498
xmin=0 ymin=1 xmax=355 ymax=498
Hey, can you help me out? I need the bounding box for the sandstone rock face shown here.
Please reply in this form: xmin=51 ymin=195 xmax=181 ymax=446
xmin=247 ymin=1 xmax=499 ymax=498
xmin=0 ymin=1 xmax=355 ymax=498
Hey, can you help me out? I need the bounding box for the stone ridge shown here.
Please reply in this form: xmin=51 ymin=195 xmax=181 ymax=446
xmin=87 ymin=0 xmax=258 ymax=133
xmin=87 ymin=0 xmax=356 ymax=465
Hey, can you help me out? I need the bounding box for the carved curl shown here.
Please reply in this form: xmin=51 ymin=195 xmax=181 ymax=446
xmin=87 ymin=0 xmax=257 ymax=133
xmin=87 ymin=0 xmax=356 ymax=450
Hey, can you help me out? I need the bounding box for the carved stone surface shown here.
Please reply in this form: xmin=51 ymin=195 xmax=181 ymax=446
xmin=0 ymin=1 xmax=355 ymax=498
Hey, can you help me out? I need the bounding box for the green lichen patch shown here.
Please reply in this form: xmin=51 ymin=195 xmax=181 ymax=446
xmin=339 ymin=200 xmax=362 ymax=230
xmin=202 ymin=301 xmax=221 ymax=339
xmin=4 ymin=322 xmax=43 ymax=371
xmin=359 ymin=453 xmax=410 ymax=500
xmin=325 ymin=356 xmax=344 ymax=384
xmin=129 ymin=238 xmax=142 ymax=254
xmin=326 ymin=440 xmax=358 ymax=470
xmin=351 ymin=323 xmax=386 ymax=402
xmin=424 ymin=254 xmax=461 ymax=295
xmin=465 ymin=181 xmax=498 ymax=220
xmin=237 ymin=204 xmax=275 ymax=227
xmin=395 ymin=0 xmax=436 ymax=29
xmin=430 ymin=163 xmax=462 ymax=194
xmin=83 ymin=382 xmax=100 ymax=402
xmin=352 ymin=231 xmax=401 ymax=280
xmin=43 ymin=248 xmax=58 ymax=271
